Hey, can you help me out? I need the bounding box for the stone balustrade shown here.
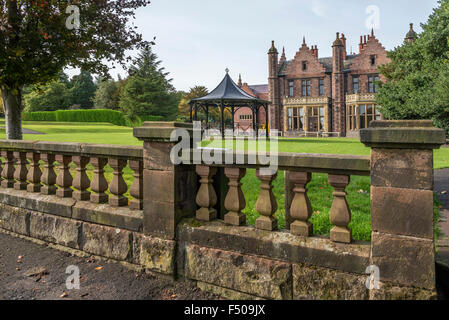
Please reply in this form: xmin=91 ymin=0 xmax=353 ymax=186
xmin=0 ymin=141 xmax=143 ymax=210
xmin=183 ymin=149 xmax=370 ymax=244
xmin=0 ymin=120 xmax=446 ymax=300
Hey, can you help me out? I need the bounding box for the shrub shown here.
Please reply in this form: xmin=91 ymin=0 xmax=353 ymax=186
xmin=21 ymin=109 xmax=163 ymax=127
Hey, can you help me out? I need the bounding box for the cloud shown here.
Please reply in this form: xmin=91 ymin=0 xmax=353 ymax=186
xmin=310 ymin=0 xmax=327 ymax=18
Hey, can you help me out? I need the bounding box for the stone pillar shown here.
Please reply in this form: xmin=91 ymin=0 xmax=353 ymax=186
xmin=224 ymin=167 xmax=246 ymax=226
xmin=56 ymin=155 xmax=73 ymax=198
xmin=361 ymin=120 xmax=446 ymax=299
xmin=134 ymin=122 xmax=196 ymax=240
xmin=1 ymin=151 xmax=15 ymax=188
xmin=13 ymin=152 xmax=28 ymax=190
xmin=255 ymin=169 xmax=278 ymax=231
xmin=129 ymin=160 xmax=144 ymax=210
xmin=289 ymin=171 xmax=313 ymax=237
xmin=27 ymin=152 xmax=42 ymax=193
xmin=90 ymin=157 xmax=109 ymax=204
xmin=195 ymin=165 xmax=217 ymax=222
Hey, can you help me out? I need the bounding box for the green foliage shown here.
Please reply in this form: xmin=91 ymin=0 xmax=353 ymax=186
xmin=0 ymin=0 xmax=151 ymax=139
xmin=21 ymin=109 xmax=163 ymax=127
xmin=22 ymin=109 xmax=127 ymax=126
xmin=24 ymin=80 xmax=73 ymax=112
xmin=69 ymin=71 xmax=97 ymax=108
xmin=119 ymin=47 xmax=179 ymax=121
xmin=94 ymin=79 xmax=120 ymax=110
xmin=22 ymin=111 xmax=57 ymax=121
xmin=377 ymin=0 xmax=449 ymax=135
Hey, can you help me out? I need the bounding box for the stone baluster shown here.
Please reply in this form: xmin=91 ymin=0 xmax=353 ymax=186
xmin=328 ymin=174 xmax=352 ymax=243
xmin=289 ymin=171 xmax=313 ymax=236
xmin=255 ymin=169 xmax=278 ymax=231
xmin=13 ymin=152 xmax=28 ymax=190
xmin=129 ymin=160 xmax=143 ymax=210
xmin=27 ymin=153 xmax=42 ymax=193
xmin=56 ymin=155 xmax=73 ymax=198
xmin=1 ymin=151 xmax=15 ymax=188
xmin=108 ymin=158 xmax=128 ymax=207
xmin=41 ymin=154 xmax=57 ymax=195
xmin=72 ymin=156 xmax=91 ymax=201
xmin=195 ymin=165 xmax=217 ymax=221
xmin=224 ymin=167 xmax=246 ymax=226
xmin=90 ymin=158 xmax=108 ymax=203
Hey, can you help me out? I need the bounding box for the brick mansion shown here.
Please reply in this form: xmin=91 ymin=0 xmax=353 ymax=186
xmin=235 ymin=24 xmax=418 ymax=137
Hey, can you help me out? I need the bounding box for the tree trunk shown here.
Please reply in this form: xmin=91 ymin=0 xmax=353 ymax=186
xmin=1 ymin=88 xmax=23 ymax=140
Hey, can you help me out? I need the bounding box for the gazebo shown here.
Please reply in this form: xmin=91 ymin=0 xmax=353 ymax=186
xmin=189 ymin=69 xmax=271 ymax=139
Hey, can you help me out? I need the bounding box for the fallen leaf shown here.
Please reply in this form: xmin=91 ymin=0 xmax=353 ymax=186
xmin=95 ymin=266 xmax=103 ymax=271
xmin=81 ymin=293 xmax=89 ymax=298
xmin=24 ymin=267 xmax=49 ymax=278
xmin=60 ymin=292 xmax=68 ymax=298
xmin=442 ymin=191 xmax=447 ymax=195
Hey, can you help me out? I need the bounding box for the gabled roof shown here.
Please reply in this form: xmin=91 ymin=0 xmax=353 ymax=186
xmin=278 ymin=54 xmax=359 ymax=76
xmin=191 ymin=72 xmax=269 ymax=104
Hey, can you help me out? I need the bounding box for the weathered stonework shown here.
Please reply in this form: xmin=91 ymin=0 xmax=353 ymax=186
xmin=369 ymin=282 xmax=437 ymax=300
xmin=133 ymin=233 xmax=176 ymax=275
xmin=29 ymin=212 xmax=81 ymax=249
xmin=81 ymin=223 xmax=133 ymax=261
xmin=370 ymin=232 xmax=435 ymax=290
xmin=197 ymin=281 xmax=265 ymax=300
xmin=293 ymin=263 xmax=368 ymax=300
xmin=371 ymin=148 xmax=434 ymax=190
xmin=371 ymin=187 xmax=434 ymax=239
xmin=0 ymin=204 xmax=30 ymax=236
xmin=185 ymin=244 xmax=293 ymax=300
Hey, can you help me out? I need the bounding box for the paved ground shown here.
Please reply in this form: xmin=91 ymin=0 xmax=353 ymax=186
xmin=0 ymin=127 xmax=45 ymax=135
xmin=0 ymin=232 xmax=219 ymax=300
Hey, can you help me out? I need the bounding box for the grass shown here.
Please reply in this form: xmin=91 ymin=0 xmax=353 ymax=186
xmin=0 ymin=120 xmax=446 ymax=242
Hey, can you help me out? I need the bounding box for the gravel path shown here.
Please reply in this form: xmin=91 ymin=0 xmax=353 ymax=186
xmin=0 ymin=232 xmax=219 ymax=300
xmin=0 ymin=127 xmax=45 ymax=135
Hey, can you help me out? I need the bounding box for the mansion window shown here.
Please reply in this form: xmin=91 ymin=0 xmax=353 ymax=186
xmin=287 ymin=107 xmax=304 ymax=131
xmin=347 ymin=104 xmax=381 ymax=131
xmin=302 ymin=61 xmax=308 ymax=71
xmin=302 ymin=80 xmax=311 ymax=97
xmin=353 ymin=76 xmax=359 ymax=94
xmin=239 ymin=114 xmax=253 ymax=121
xmin=288 ymin=80 xmax=294 ymax=97
xmin=319 ymin=79 xmax=325 ymax=96
xmin=368 ymin=75 xmax=379 ymax=93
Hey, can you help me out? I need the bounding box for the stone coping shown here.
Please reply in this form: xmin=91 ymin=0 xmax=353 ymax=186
xmin=361 ymin=127 xmax=446 ymax=150
xmin=0 ymin=188 xmax=143 ymax=232
xmin=181 ymin=149 xmax=371 ymax=176
xmin=0 ymin=140 xmax=143 ymax=160
xmin=134 ymin=122 xmax=194 ymax=141
xmin=177 ymin=219 xmax=371 ymax=275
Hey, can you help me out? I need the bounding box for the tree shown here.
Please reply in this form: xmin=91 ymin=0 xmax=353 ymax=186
xmin=94 ymin=79 xmax=120 ymax=110
xmin=0 ymin=0 xmax=151 ymax=139
xmin=178 ymin=86 xmax=208 ymax=118
xmin=24 ymin=80 xmax=73 ymax=112
xmin=377 ymin=0 xmax=449 ymax=134
xmin=119 ymin=47 xmax=179 ymax=120
xmin=70 ymin=71 xmax=97 ymax=108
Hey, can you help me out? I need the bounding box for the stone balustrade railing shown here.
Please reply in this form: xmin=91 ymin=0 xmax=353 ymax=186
xmin=181 ymin=149 xmax=370 ymax=244
xmin=0 ymin=140 xmax=144 ymax=210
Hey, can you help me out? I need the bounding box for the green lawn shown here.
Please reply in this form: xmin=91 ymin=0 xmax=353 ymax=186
xmin=0 ymin=120 xmax=446 ymax=242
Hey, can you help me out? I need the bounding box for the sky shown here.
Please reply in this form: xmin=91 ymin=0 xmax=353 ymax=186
xmin=68 ymin=0 xmax=439 ymax=92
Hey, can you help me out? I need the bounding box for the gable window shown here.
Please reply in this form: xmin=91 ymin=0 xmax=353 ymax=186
xmin=302 ymin=61 xmax=308 ymax=71
xmin=368 ymin=75 xmax=379 ymax=93
xmin=370 ymin=55 xmax=376 ymax=66
xmin=288 ymin=80 xmax=294 ymax=97
xmin=353 ymin=76 xmax=359 ymax=94
xmin=319 ymin=79 xmax=325 ymax=96
xmin=302 ymin=80 xmax=311 ymax=97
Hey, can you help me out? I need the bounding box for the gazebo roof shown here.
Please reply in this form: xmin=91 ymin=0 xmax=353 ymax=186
xmin=190 ymin=71 xmax=270 ymax=105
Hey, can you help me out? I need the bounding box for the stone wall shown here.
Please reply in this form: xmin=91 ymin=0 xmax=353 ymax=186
xmin=0 ymin=120 xmax=446 ymax=300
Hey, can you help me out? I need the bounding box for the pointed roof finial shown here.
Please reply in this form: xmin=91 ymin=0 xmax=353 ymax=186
xmin=225 ymin=68 xmax=229 ymax=74
xmin=268 ymin=40 xmax=278 ymax=54
xmin=303 ymin=36 xmax=306 ymax=45
xmin=238 ymin=73 xmax=242 ymax=87
xmin=406 ymin=23 xmax=418 ymax=42
xmin=333 ymin=32 xmax=343 ymax=46
xmin=371 ymin=28 xmax=375 ymax=37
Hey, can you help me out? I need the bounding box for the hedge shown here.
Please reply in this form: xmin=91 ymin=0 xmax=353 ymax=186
xmin=21 ymin=110 xmax=164 ymax=127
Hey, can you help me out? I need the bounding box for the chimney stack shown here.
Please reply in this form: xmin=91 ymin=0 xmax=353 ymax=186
xmin=359 ymin=36 xmax=364 ymax=53
xmin=340 ymin=33 xmax=347 ymax=60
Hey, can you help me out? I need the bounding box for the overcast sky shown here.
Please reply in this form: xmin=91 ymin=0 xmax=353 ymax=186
xmin=68 ymin=0 xmax=438 ymax=91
